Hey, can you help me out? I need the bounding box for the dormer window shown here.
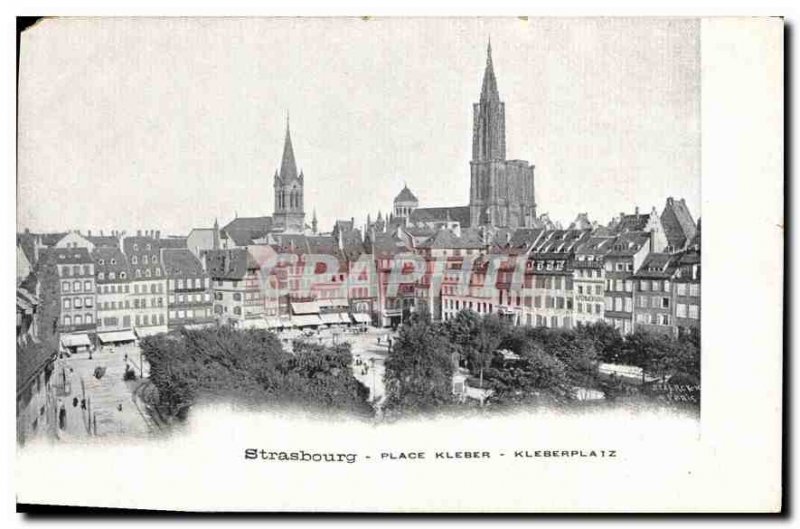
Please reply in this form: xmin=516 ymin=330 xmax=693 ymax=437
xmin=110 ymin=258 xmax=116 ymax=265
xmin=133 ymin=244 xmax=139 ymax=251
xmin=120 ymin=272 xmax=127 ymax=279
xmin=145 ymin=269 xmax=152 ymax=278
xmin=98 ymin=259 xmax=105 ymax=265
xmin=131 ymin=256 xmax=138 ymax=265
xmin=109 ymin=272 xmax=116 ymax=280
xmin=143 ymin=255 xmax=149 ymax=264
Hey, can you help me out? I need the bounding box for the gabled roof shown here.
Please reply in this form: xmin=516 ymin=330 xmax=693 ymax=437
xmin=507 ymin=228 xmax=544 ymax=249
xmin=531 ymin=230 xmax=591 ymax=255
xmin=661 ymin=197 xmax=697 ymax=250
xmin=612 ymin=213 xmax=650 ymax=233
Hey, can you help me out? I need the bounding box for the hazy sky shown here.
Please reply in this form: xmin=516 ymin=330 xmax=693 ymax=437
xmin=18 ymin=17 xmax=700 ymax=235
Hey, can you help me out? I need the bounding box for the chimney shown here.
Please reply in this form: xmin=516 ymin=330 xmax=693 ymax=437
xmin=137 ymin=229 xmax=142 ymax=237
xmin=635 ymin=206 xmax=639 ymax=215
xmin=155 ymin=230 xmax=161 ymax=240
xmin=87 ymin=229 xmax=92 ymax=237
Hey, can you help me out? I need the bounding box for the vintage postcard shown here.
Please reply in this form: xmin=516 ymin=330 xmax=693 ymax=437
xmin=14 ymin=16 xmax=783 ymax=513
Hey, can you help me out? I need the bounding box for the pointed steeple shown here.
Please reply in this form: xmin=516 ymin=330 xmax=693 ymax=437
xmin=312 ymin=209 xmax=318 ymax=234
xmin=480 ymin=37 xmax=499 ymax=103
xmin=279 ymin=113 xmax=298 ymax=181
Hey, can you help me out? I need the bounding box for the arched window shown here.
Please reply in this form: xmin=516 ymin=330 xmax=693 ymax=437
xmin=63 ymin=315 xmax=71 ymax=326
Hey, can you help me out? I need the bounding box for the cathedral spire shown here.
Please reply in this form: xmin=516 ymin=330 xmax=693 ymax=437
xmin=480 ymin=38 xmax=499 ymax=103
xmin=279 ymin=113 xmax=298 ymax=181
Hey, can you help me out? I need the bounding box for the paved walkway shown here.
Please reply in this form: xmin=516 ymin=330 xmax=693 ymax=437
xmin=54 ymin=344 xmax=152 ymax=440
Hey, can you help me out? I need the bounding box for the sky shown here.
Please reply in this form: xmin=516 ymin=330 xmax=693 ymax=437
xmin=17 ymin=17 xmax=700 ymax=235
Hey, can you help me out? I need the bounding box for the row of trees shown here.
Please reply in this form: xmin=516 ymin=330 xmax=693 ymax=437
xmin=383 ymin=308 xmax=701 ymax=415
xmin=141 ymin=326 xmax=372 ymax=420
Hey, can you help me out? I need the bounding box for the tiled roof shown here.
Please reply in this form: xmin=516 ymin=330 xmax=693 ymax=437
xmin=417 ymin=228 xmax=484 ymax=250
xmin=410 ymin=206 xmax=471 ymax=228
xmin=612 ymin=213 xmax=650 ymax=234
xmin=661 ymin=198 xmax=697 ymax=250
xmin=634 ymin=253 xmax=680 ymax=278
xmin=162 ymin=248 xmax=205 ymax=278
xmin=122 ymin=236 xmax=164 ymax=279
xmin=86 ymin=235 xmax=120 ymax=248
xmin=222 ymin=216 xmax=273 ymax=242
xmin=531 ymin=230 xmax=591 ymax=254
xmin=205 ymin=248 xmax=259 ymax=280
xmin=369 ymin=233 xmax=412 ymax=257
xmin=91 ymin=247 xmax=131 ymax=283
xmin=575 ymin=236 xmax=615 ymax=256
xmin=159 ymin=237 xmax=188 ymax=249
xmin=507 ymin=228 xmax=544 ymax=249
xmin=40 ymin=247 xmax=93 ymax=265
xmin=607 ymin=232 xmax=651 ymax=256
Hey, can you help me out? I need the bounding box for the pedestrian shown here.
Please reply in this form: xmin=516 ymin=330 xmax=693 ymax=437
xmin=72 ymin=397 xmax=78 ymax=407
xmin=58 ymin=405 xmax=66 ymax=429
xmin=81 ymin=398 xmax=86 ymax=410
xmin=117 ymin=403 xmax=123 ymax=412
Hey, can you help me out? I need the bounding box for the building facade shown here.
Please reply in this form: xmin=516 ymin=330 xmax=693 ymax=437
xmin=122 ymin=235 xmax=168 ymax=337
xmin=162 ymin=248 xmax=214 ymax=330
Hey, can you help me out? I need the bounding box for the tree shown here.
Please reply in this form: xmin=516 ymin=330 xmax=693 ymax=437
xmin=383 ymin=318 xmax=455 ymax=415
xmin=141 ymin=326 xmax=372 ymax=420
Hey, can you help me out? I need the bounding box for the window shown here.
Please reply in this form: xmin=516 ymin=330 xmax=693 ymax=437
xmin=62 ymin=281 xmax=70 ymax=292
xmin=233 ymin=307 xmax=242 ymax=316
xmin=135 ymin=269 xmax=141 ymax=278
xmin=659 ymin=314 xmax=671 ymax=326
xmin=614 ymin=297 xmax=622 ymax=312
xmin=143 ymin=315 xmax=149 ymax=325
xmin=677 ymin=304 xmax=687 ymax=318
xmin=688 ymin=304 xmax=700 ymax=320
xmin=625 ymin=280 xmax=633 ymax=292
xmin=624 ymin=297 xmax=632 ymax=313
xmin=85 ymin=297 xmax=93 ymax=307
xmin=84 ymin=280 xmax=92 ymax=291
xmin=135 ymin=315 xmax=140 ymax=326
xmin=639 ymin=296 xmax=648 ymax=308
xmin=169 ymin=311 xmax=176 ymax=319
xmin=153 ymin=255 xmax=158 ymax=264
xmin=86 ymin=314 xmax=93 ymax=324
xmin=640 ymin=280 xmax=649 ymax=291
xmin=661 ymin=297 xmax=670 ymax=309
xmin=98 ymin=273 xmax=105 ymax=281
xmin=145 ymin=269 xmax=152 ymax=278
xmin=74 ymin=298 xmax=83 ymax=309
xmin=577 ymin=302 xmax=583 ymax=313
xmin=109 ymin=272 xmax=115 ymax=280
xmin=663 ymin=280 xmax=670 ymax=292
xmin=155 ymin=268 xmax=161 ymax=277
xmin=63 ymin=315 xmax=71 ymax=326
xmin=73 ymin=280 xmax=81 ymax=292
xmin=689 ymin=284 xmax=700 ymax=297
xmin=63 ymin=299 xmax=71 ymax=309
xmin=143 ymin=255 xmax=149 ymax=265
xmin=595 ymin=285 xmax=602 ymax=295
xmin=177 ymin=279 xmax=184 ymax=289
xmin=677 ymin=283 xmax=687 ymax=296
xmin=131 ymin=256 xmax=138 ymax=265
xmin=74 ymin=315 xmax=83 ymax=325
xmin=615 ymin=263 xmax=624 ymax=271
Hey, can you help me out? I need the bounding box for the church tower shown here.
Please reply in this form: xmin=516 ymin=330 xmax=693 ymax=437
xmin=469 ymin=40 xmax=536 ymax=228
xmin=472 ymin=39 xmax=506 ymax=162
xmin=273 ymin=116 xmax=305 ymax=233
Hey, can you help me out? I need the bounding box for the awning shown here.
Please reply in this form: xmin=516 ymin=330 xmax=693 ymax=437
xmin=320 ymin=313 xmax=341 ymax=325
xmin=338 ymin=313 xmax=351 ymax=324
xmin=265 ymin=318 xmax=289 ymax=329
xmin=61 ymin=333 xmax=91 ymax=348
xmin=351 ymin=313 xmax=371 ymax=324
xmin=96 ymin=330 xmax=137 ymax=344
xmin=292 ymin=315 xmax=323 ymax=327
xmin=291 ymin=301 xmax=321 ymax=315
xmin=239 ymin=319 xmax=268 ymax=330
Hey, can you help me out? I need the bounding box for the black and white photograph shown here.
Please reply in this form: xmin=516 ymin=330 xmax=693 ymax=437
xmin=13 ymin=15 xmax=782 ymax=513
